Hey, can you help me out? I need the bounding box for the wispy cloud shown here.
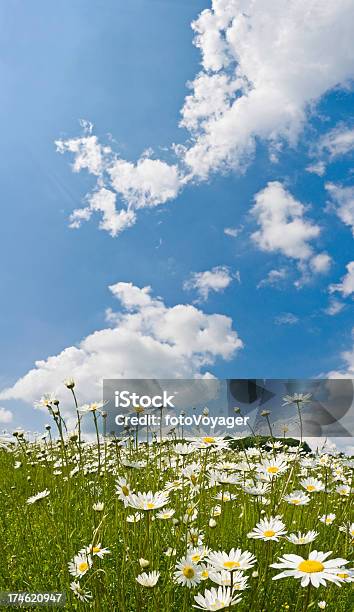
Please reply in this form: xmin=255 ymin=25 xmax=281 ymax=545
xmin=274 ymin=313 xmax=299 ymax=326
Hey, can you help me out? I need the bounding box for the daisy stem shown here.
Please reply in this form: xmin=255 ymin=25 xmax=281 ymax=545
xmin=296 ymin=400 xmax=303 ymax=445
xmin=302 ymin=583 xmax=311 ymax=612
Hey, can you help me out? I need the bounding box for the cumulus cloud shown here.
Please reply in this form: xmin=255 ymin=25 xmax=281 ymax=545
xmin=0 ymin=283 xmax=243 ymax=411
xmin=251 ymin=181 xmax=331 ymax=280
xmin=0 ymin=407 xmax=13 ymax=424
xmin=325 ymin=182 xmax=354 ymax=236
xmin=251 ymin=182 xmax=319 ymax=260
xmin=56 ymin=1 xmax=354 ymax=235
xmin=329 ymin=261 xmax=354 ymax=297
xmin=181 ymin=0 xmax=354 ymax=179
xmin=183 ymin=266 xmax=237 ymax=301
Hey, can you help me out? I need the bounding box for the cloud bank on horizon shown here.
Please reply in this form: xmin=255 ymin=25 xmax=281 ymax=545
xmin=0 ymin=282 xmax=243 ymax=415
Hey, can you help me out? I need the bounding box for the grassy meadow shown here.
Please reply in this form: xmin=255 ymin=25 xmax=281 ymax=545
xmin=0 ymin=389 xmax=353 ymax=611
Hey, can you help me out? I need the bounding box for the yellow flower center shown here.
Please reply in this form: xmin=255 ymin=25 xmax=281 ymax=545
xmin=183 ymin=566 xmax=195 ymax=579
xmin=306 ymin=485 xmax=315 ymax=492
xmin=78 ymin=562 xmax=89 ymax=573
xmin=337 ymin=573 xmax=348 ymax=579
xmin=264 ymin=530 xmax=276 ymax=537
xmin=147 ymin=503 xmax=155 ymax=509
xmin=203 ymin=437 xmax=215 ymax=444
xmin=92 ymin=546 xmax=101 ymax=553
xmin=122 ymin=485 xmax=130 ymax=496
xmin=201 ymin=570 xmax=209 ymax=578
xmin=292 ymin=499 xmax=300 ymax=505
xmin=298 ymin=560 xmax=324 ymax=573
xmin=224 ymin=561 xmax=240 ymax=569
xmin=267 ymin=466 xmax=279 ymax=474
xmin=192 ymin=554 xmax=201 ymax=563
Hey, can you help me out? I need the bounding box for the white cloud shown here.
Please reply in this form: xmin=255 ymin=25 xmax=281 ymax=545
xmin=305 ymin=161 xmax=326 ymax=176
xmin=310 ymin=253 xmax=332 ymax=274
xmin=56 ymin=1 xmax=354 ymax=235
xmin=325 ymin=182 xmax=354 ymax=236
xmin=274 ymin=312 xmax=299 ymax=325
xmin=0 ymin=283 xmax=243 ymax=410
xmin=108 ymin=158 xmax=181 ymax=208
xmin=324 ymin=298 xmax=345 ymax=316
xmin=183 ymin=266 xmax=236 ymax=301
xmin=55 ymin=134 xmax=109 ymax=176
xmin=257 ymin=268 xmax=287 ymax=289
xmin=181 ymin=0 xmax=354 ymax=179
xmin=55 ymin=136 xmax=182 ymax=236
xmin=224 ymin=226 xmax=241 ymax=238
xmin=327 ymin=328 xmax=354 ymax=378
xmin=69 ymin=188 xmax=136 ymax=237
xmin=251 ymin=181 xmax=323 ymax=259
xmin=0 ymin=407 xmax=13 ymax=424
xmin=318 ymin=124 xmax=354 ymax=159
xmin=329 ymin=261 xmax=354 ymax=297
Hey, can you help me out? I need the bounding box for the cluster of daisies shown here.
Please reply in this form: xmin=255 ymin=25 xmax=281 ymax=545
xmin=6 ymin=387 xmax=352 ymax=610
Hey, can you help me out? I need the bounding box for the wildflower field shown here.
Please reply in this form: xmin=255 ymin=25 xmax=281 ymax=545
xmin=0 ymin=389 xmax=353 ymax=611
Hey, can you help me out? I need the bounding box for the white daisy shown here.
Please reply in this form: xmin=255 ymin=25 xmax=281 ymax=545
xmin=282 ymin=393 xmax=312 ymax=406
xmin=126 ymin=512 xmax=143 ymax=523
xmin=193 ymin=586 xmax=241 ymax=610
xmin=116 ymin=477 xmax=134 ymax=505
xmin=207 ymin=548 xmax=256 ymax=572
xmin=259 ymin=457 xmax=288 ymax=478
xmin=126 ymin=490 xmax=169 ymax=511
xmin=68 ymin=554 xmax=93 ymax=579
xmin=300 ymin=477 xmax=324 ymax=493
xmin=156 ymin=507 xmax=176 ymax=520
xmin=271 ymin=550 xmax=349 ymax=587
xmin=136 ymin=571 xmax=160 ymax=587
xmin=335 ymin=484 xmax=351 ymax=496
xmin=70 ymin=581 xmax=93 ymax=602
xmin=26 ymin=489 xmax=50 ymax=505
xmin=283 ymin=491 xmax=310 ymax=506
xmin=174 ymin=556 xmax=202 ymax=588
xmin=286 ymin=531 xmax=318 ymax=545
xmin=247 ymin=516 xmax=287 ymax=541
xmin=209 ymin=570 xmax=248 ymax=590
xmin=82 ymin=543 xmax=111 ymax=559
xmin=319 ymin=513 xmax=336 ymax=525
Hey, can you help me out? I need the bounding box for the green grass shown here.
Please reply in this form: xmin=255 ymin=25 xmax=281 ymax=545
xmin=0 ymin=416 xmax=353 ymax=611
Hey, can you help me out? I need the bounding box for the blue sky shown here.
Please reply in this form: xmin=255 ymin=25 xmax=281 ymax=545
xmin=0 ymin=0 xmax=353 ymax=436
